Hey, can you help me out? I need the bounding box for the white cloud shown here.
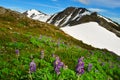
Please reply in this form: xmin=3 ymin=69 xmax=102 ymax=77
xmin=75 ymin=0 xmax=120 ymax=8
xmin=74 ymin=0 xmax=89 ymax=5
xmin=88 ymin=8 xmax=107 ymax=12
xmin=92 ymin=0 xmax=120 ymax=8
xmin=79 ymin=0 xmax=89 ymax=4
xmin=27 ymin=2 xmax=62 ymax=9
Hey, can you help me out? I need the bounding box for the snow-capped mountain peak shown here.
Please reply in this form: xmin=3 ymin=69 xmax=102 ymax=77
xmin=23 ymin=9 xmax=50 ymax=22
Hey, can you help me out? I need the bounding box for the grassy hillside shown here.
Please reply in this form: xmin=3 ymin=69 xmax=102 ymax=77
xmin=0 ymin=7 xmax=120 ymax=80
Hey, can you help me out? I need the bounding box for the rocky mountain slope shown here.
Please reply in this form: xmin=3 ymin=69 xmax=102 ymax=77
xmin=47 ymin=7 xmax=91 ymax=27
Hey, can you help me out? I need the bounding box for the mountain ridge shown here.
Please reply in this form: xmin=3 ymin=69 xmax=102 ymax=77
xmin=23 ymin=7 xmax=120 ymax=37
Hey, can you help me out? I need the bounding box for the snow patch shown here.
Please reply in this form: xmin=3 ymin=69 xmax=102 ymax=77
xmin=47 ymin=14 xmax=58 ymax=23
xmin=61 ymin=22 xmax=120 ymax=56
xmin=60 ymin=13 xmax=73 ymax=26
xmin=82 ymin=11 xmax=91 ymax=16
xmin=32 ymin=15 xmax=50 ymax=22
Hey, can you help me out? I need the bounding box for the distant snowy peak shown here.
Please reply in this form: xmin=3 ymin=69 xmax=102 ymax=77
xmin=23 ymin=9 xmax=46 ymax=17
xmin=23 ymin=9 xmax=50 ymax=22
xmin=47 ymin=7 xmax=91 ymax=27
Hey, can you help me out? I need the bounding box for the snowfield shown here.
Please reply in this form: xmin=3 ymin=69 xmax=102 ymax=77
xmin=61 ymin=22 xmax=120 ymax=56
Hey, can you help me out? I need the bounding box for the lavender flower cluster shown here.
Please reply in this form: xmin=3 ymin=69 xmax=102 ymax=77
xmin=15 ymin=49 xmax=19 ymax=56
xmin=29 ymin=60 xmax=36 ymax=73
xmin=54 ymin=56 xmax=64 ymax=75
xmin=76 ymin=57 xmax=84 ymax=75
xmin=28 ymin=51 xmax=94 ymax=76
xmin=15 ymin=49 xmax=20 ymax=60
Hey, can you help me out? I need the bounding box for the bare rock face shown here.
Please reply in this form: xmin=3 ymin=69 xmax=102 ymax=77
xmin=47 ymin=7 xmax=91 ymax=27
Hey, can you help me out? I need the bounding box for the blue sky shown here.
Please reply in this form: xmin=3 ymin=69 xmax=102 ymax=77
xmin=0 ymin=0 xmax=120 ymax=23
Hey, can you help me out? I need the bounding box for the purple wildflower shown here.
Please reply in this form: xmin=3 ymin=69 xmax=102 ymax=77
xmin=57 ymin=62 xmax=64 ymax=68
xmin=78 ymin=57 xmax=84 ymax=63
xmin=88 ymin=63 xmax=92 ymax=71
xmin=15 ymin=49 xmax=19 ymax=57
xmin=29 ymin=60 xmax=36 ymax=73
xmin=54 ymin=56 xmax=64 ymax=75
xmin=76 ymin=57 xmax=84 ymax=75
xmin=55 ymin=67 xmax=60 ymax=75
xmin=15 ymin=49 xmax=19 ymax=55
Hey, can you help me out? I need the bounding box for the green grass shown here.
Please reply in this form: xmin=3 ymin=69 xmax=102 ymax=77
xmin=0 ymin=35 xmax=120 ymax=80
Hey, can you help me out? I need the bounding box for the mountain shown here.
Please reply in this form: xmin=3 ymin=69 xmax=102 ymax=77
xmin=23 ymin=9 xmax=50 ymax=22
xmin=23 ymin=7 xmax=120 ymax=55
xmin=47 ymin=7 xmax=119 ymax=27
xmin=23 ymin=7 xmax=120 ymax=37
xmin=47 ymin=7 xmax=120 ymax=37
xmin=0 ymin=6 xmax=120 ymax=80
